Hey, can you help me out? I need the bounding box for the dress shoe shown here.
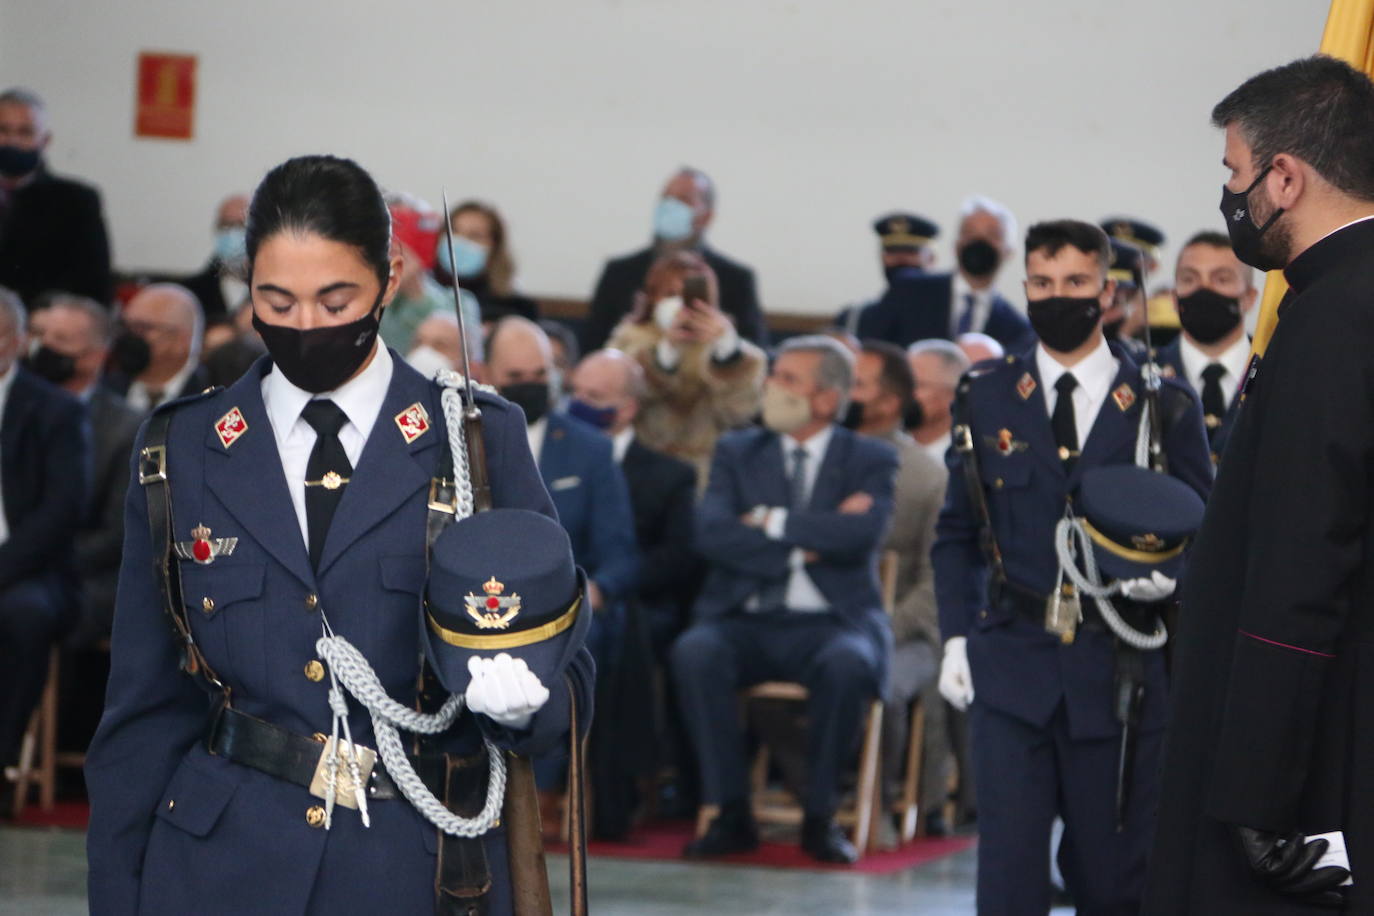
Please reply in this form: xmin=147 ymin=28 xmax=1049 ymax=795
xmin=801 ymin=815 xmax=858 ymax=864
xmin=924 ymin=810 xmax=949 ymax=837
xmin=683 ymin=800 xmax=758 ymax=858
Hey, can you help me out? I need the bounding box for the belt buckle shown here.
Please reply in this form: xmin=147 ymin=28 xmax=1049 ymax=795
xmin=428 ymin=478 xmax=457 ymax=514
xmin=138 ymin=444 xmax=168 ymax=484
xmin=308 ymin=737 xmax=378 ymax=809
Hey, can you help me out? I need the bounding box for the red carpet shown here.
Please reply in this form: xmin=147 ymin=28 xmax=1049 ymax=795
xmin=12 ymin=800 xmax=90 ymax=830
xmin=555 ymin=820 xmax=976 ymax=875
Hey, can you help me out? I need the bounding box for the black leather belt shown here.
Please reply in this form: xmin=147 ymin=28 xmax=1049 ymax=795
xmin=995 ymin=582 xmax=1108 ymax=634
xmin=207 ymin=706 xmax=423 ymax=801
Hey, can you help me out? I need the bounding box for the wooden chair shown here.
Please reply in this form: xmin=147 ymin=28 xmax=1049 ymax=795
xmin=694 ymin=552 xmax=902 ymax=859
xmin=10 ymin=646 xmax=60 ymax=815
xmin=892 ymin=694 xmax=926 ymax=843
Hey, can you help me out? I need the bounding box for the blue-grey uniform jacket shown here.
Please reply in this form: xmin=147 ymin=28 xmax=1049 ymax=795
xmin=85 ymin=353 xmax=593 ymax=915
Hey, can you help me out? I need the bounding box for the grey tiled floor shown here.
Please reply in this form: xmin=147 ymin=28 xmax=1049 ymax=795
xmin=0 ymin=825 xmax=1070 ymax=914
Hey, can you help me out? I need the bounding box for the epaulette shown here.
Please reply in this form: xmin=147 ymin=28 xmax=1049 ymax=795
xmin=151 ymin=385 xmax=222 ymax=416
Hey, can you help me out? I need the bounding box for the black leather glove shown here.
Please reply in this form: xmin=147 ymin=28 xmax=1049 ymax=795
xmin=1235 ymin=826 xmax=1350 ymax=907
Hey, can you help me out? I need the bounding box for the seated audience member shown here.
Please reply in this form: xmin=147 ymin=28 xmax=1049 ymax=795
xmin=199 ymin=303 xmax=266 ymax=389
xmin=907 ymin=339 xmax=970 ymax=463
xmin=608 ymin=251 xmax=766 ymax=486
xmin=378 ymin=193 xmax=481 ymax=352
xmin=856 ymin=196 xmax=1034 ymax=353
xmin=570 ymin=348 xmax=699 ymax=837
xmin=179 ymin=194 xmax=249 ymax=322
xmin=540 ymin=319 xmax=579 ymax=395
xmin=672 ymin=335 xmax=898 ymax=864
xmin=583 ymin=167 xmax=767 ymax=352
xmin=956 ymin=331 xmax=1004 ymax=365
xmin=847 ymin=340 xmax=952 ymax=836
xmin=105 ymin=283 xmax=208 ymax=412
xmin=405 ymin=311 xmax=484 ymax=382
xmin=485 ymin=318 xmax=639 ymax=653
xmin=0 ymin=286 xmax=88 ymax=814
xmin=0 ymin=88 xmax=111 ymax=304
xmin=26 ymin=294 xmax=139 ymax=647
xmin=435 ymin=200 xmax=539 ymax=323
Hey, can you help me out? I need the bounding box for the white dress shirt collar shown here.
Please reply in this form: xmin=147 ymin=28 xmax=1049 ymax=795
xmin=1036 ymin=337 xmax=1117 ymax=407
xmin=1178 ymin=333 xmax=1250 ymax=410
xmin=951 ymin=273 xmax=993 ymax=337
xmin=262 ymin=342 xmax=393 ymax=450
xmin=525 ymin=416 xmax=548 ymax=465
xmin=611 ymin=426 xmax=634 ymax=464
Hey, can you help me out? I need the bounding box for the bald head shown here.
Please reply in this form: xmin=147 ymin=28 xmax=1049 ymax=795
xmin=571 ymin=349 xmax=644 ymax=435
xmin=123 ymin=283 xmax=204 ymax=381
xmin=485 ymin=316 xmax=553 ymax=387
xmin=216 ymin=194 xmax=249 ymax=229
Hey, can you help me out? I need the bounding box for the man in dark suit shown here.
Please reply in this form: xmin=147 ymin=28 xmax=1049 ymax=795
xmin=834 ymin=212 xmax=941 ymax=336
xmin=672 ymin=335 xmax=898 ymax=864
xmin=176 ymin=194 xmax=250 ymax=323
xmin=1145 ymin=57 xmax=1374 ymax=914
xmin=0 ymin=286 xmax=89 ymax=795
xmin=856 ymin=196 xmax=1036 ymax=353
xmin=103 ymin=283 xmax=210 ymax=412
xmin=0 ymin=88 xmax=111 ymax=304
xmin=581 ymin=167 xmax=766 ymax=352
xmin=1153 ymin=230 xmax=1256 ymax=463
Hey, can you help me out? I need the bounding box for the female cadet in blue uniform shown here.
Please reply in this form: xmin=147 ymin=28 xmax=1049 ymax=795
xmin=84 ymin=155 xmax=592 ymax=915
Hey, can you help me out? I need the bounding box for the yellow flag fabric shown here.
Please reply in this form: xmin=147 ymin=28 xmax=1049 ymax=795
xmin=1249 ymin=0 xmax=1374 ymax=360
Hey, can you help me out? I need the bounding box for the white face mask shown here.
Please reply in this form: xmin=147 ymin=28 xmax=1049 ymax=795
xmin=405 ymin=344 xmax=455 ymax=380
xmin=653 ymin=296 xmax=684 ymax=331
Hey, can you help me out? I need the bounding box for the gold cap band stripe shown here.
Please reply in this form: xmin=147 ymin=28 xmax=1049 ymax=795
xmin=427 ymin=595 xmax=581 ymax=649
xmin=1082 ymin=519 xmax=1187 ymax=565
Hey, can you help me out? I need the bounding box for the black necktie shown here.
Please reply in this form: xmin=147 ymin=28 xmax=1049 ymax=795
xmin=1052 ymin=373 xmax=1079 ymax=472
xmin=957 ymin=293 xmax=976 ymax=334
xmin=1200 ymin=363 xmax=1227 ymax=442
xmin=788 ymin=446 xmax=809 ymax=510
xmin=302 ymin=399 xmax=352 ymax=569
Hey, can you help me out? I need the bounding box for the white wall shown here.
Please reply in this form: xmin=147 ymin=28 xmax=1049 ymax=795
xmin=0 ymin=0 xmax=1318 ymax=314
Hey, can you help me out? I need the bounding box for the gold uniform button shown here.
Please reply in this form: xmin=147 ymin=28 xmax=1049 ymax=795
xmin=304 ymin=593 xmax=319 ymax=611
xmin=202 ymin=597 xmax=215 ymax=613
xmin=306 ymin=805 xmax=326 ymax=828
xmin=312 ymin=732 xmax=327 ymax=743
xmin=994 ymin=478 xmax=1004 ymax=490
xmin=167 ymin=799 xmax=175 ymax=811
xmin=304 ymin=660 xmax=325 ymax=682
xmin=979 ymin=610 xmax=989 ymax=620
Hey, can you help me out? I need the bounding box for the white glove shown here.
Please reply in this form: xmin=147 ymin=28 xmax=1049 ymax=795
xmin=464 ymin=653 xmax=551 ymax=730
xmin=938 ymin=636 xmax=974 ymax=712
xmin=1117 ymin=570 xmax=1177 ymax=602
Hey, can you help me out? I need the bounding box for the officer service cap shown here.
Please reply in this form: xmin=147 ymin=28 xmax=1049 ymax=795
xmin=1101 ymin=217 xmax=1165 ymax=257
xmin=423 ymin=508 xmax=589 ymax=693
xmin=873 ymin=212 xmax=940 ymax=250
xmin=1077 ymin=465 xmax=1205 ymax=581
xmin=1108 ymin=238 xmax=1145 ymax=289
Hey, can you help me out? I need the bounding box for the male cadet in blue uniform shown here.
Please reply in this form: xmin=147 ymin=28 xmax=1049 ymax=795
xmin=857 ymin=197 xmax=1036 ymax=353
xmin=933 ymin=219 xmax=1212 ymax=914
xmin=1102 ymin=239 xmax=1148 ymax=359
xmin=834 ymin=212 xmax=940 ymax=336
xmin=1154 ymin=230 xmax=1256 ymax=462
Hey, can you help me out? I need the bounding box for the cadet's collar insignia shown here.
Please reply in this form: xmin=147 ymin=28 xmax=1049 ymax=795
xmin=1112 ymin=384 xmax=1137 ymax=412
xmin=394 ymin=402 xmax=431 ymax=444
xmin=215 ymin=407 xmax=248 ymax=448
xmin=465 ymin=576 xmax=521 ymax=630
xmin=1204 ymin=414 xmax=1223 ymax=430
xmin=1016 ymin=372 xmax=1037 ymax=401
xmin=1159 ymin=364 xmax=1177 ymax=380
xmin=1132 ymin=533 xmax=1166 ymax=552
xmin=174 ymin=523 xmax=238 ymax=565
xmin=984 ymin=428 xmax=1029 ymax=456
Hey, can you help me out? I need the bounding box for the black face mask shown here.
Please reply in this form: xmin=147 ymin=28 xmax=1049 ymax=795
xmin=25 ymin=345 xmax=76 ymax=385
xmin=252 ymin=296 xmax=383 ymax=394
xmin=1028 ymin=294 xmax=1103 ymax=353
xmin=1220 ymin=165 xmax=1286 ymax=272
xmin=108 ymin=332 xmax=151 ymax=379
xmin=958 ymin=239 xmax=1000 ymax=279
xmin=500 ymin=382 xmax=550 ymax=425
xmin=841 ymin=400 xmax=866 ymax=430
xmin=0 ymin=145 xmax=41 ymax=179
xmin=902 ymin=399 xmax=925 ymax=431
xmin=1176 ymin=287 xmax=1244 ymax=345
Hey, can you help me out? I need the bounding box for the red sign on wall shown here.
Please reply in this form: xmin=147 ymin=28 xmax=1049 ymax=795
xmin=135 ymin=52 xmax=196 ymax=140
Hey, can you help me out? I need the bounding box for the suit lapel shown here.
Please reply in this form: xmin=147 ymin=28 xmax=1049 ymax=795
xmin=315 ymin=366 xmax=437 ymax=576
xmin=0 ymin=372 xmax=38 ymax=523
xmin=539 ymin=414 xmax=570 ymax=484
xmin=809 ymin=428 xmax=850 ymax=509
xmin=754 ymin=434 xmax=789 ymax=509
xmin=204 ymin=362 xmax=315 ymax=588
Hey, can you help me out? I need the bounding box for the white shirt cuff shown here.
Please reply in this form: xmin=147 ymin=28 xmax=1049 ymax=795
xmin=763 ymin=507 xmax=788 ymax=540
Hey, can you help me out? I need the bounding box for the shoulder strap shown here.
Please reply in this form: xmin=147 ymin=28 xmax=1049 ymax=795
xmin=139 ymin=409 xmax=230 ymax=700
xmin=952 ymin=378 xmax=1007 ymax=587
